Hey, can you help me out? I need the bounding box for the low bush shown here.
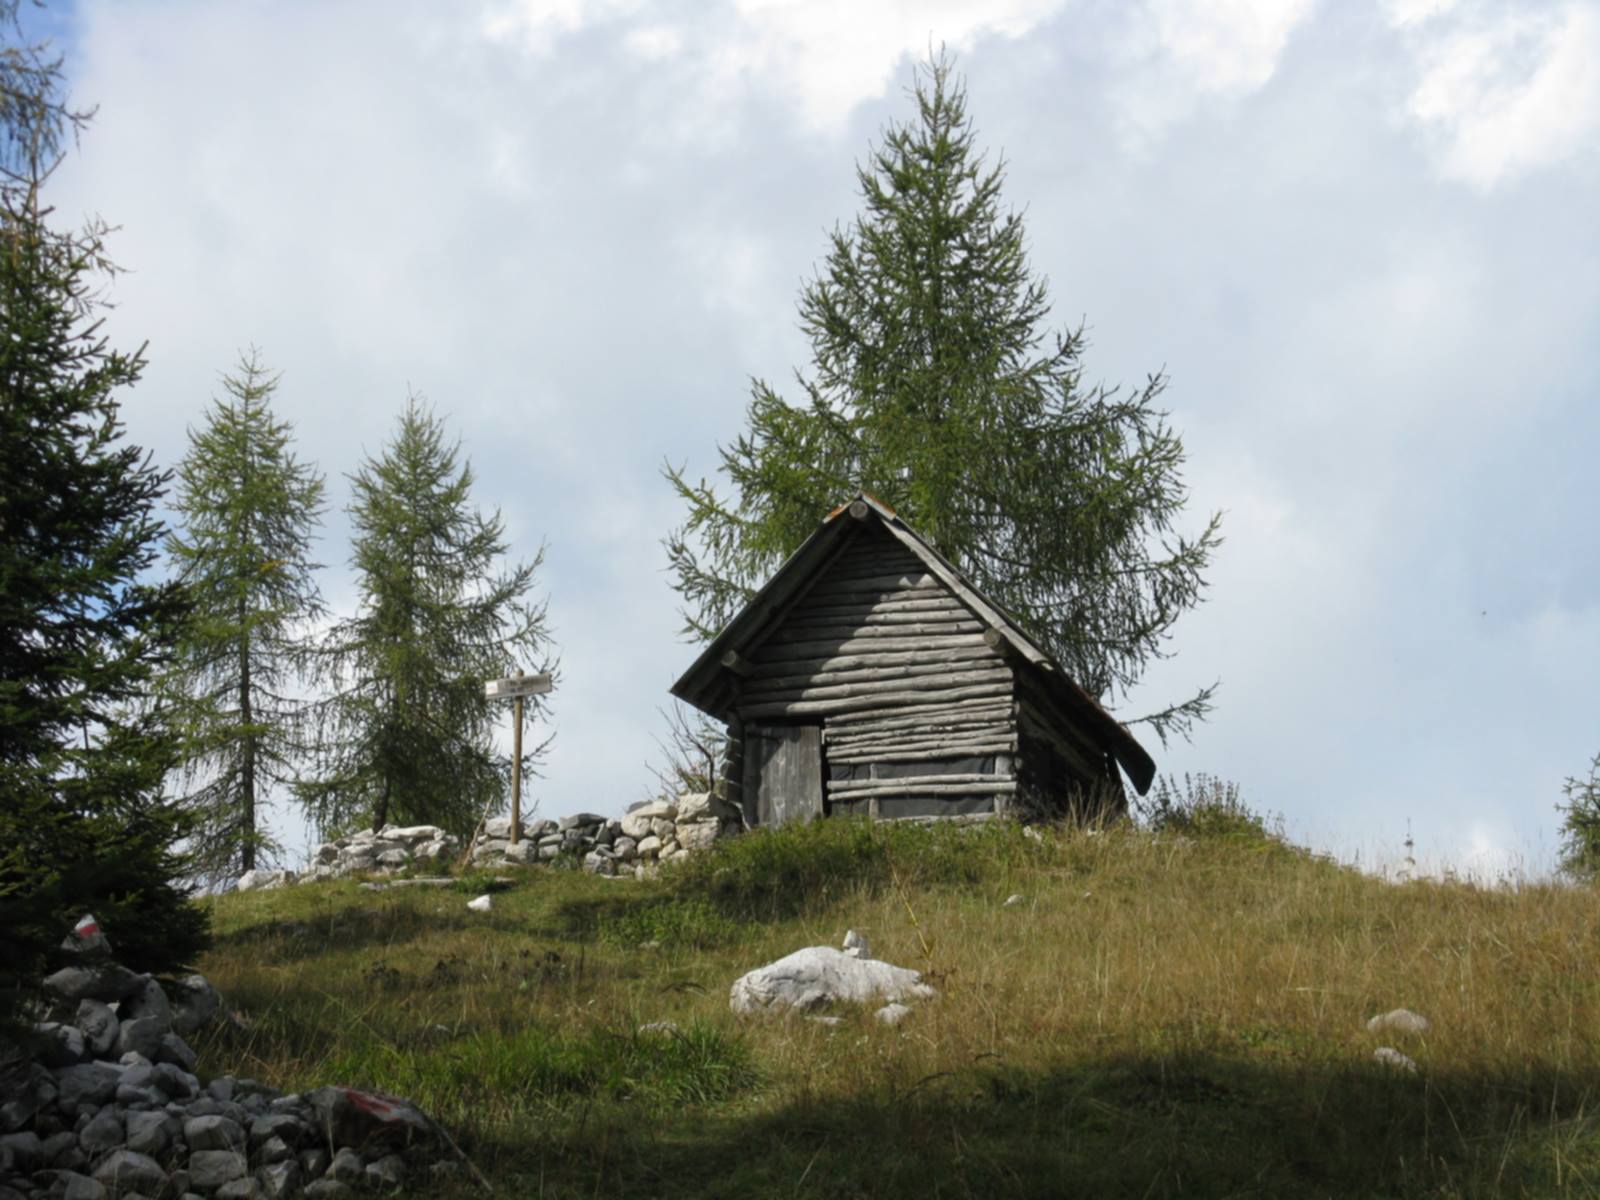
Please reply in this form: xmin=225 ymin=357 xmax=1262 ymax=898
xmin=1136 ymin=773 xmax=1280 ymax=843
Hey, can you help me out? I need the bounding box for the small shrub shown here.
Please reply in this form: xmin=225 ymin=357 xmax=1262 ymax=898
xmin=1136 ymin=773 xmax=1278 ymax=843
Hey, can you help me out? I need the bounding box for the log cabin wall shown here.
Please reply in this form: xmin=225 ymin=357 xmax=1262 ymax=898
xmin=729 ymin=522 xmax=1019 ymax=821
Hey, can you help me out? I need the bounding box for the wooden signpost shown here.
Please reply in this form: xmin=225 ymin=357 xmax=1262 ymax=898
xmin=484 ymin=671 xmax=552 ymax=844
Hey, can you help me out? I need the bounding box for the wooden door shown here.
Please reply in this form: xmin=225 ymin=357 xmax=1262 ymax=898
xmin=744 ymin=724 xmax=824 ymax=827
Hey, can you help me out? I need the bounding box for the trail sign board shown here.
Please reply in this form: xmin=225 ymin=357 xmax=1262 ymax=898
xmin=484 ymin=670 xmax=551 ymax=847
xmin=485 ymin=672 xmax=552 ymax=701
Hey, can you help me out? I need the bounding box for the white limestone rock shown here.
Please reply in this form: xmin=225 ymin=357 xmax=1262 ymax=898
xmin=1373 ymin=1046 xmax=1418 ymax=1073
xmin=630 ymin=799 xmax=678 ymax=821
xmin=729 ymin=946 xmax=937 ymax=1015
xmin=841 ymin=930 xmax=870 ymax=959
xmin=503 ymin=840 xmax=539 ymax=866
xmin=1002 ymin=894 xmax=1025 ymax=908
xmin=874 ymin=1003 xmax=912 ymax=1026
xmin=1366 ymin=1008 xmax=1429 ymax=1035
xmin=677 ymin=821 xmax=720 ymax=852
xmin=636 ymin=835 xmax=662 ymax=858
xmin=466 ymin=895 xmax=493 ymax=913
xmin=675 ymin=792 xmax=714 ymax=823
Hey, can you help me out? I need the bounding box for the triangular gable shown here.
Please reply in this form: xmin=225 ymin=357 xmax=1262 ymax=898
xmin=670 ymin=493 xmax=1155 ymax=793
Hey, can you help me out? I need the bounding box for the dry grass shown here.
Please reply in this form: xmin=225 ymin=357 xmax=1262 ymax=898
xmin=189 ymin=820 xmax=1600 ymax=1198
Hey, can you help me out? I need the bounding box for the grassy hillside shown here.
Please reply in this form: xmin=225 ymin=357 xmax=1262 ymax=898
xmin=190 ymin=817 xmax=1600 ymax=1198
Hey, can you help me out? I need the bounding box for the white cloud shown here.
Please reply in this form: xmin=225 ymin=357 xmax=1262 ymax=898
xmin=1381 ymin=0 xmax=1461 ymax=29
xmin=481 ymin=0 xmax=640 ymax=54
xmin=1399 ymin=2 xmax=1600 ymax=188
xmin=1146 ymin=0 xmax=1317 ymax=95
xmin=482 ymin=0 xmax=1069 ymax=133
xmin=624 ymin=23 xmax=683 ymax=60
xmin=1112 ymin=0 xmax=1317 ymax=147
xmin=712 ymin=0 xmax=1068 ymax=132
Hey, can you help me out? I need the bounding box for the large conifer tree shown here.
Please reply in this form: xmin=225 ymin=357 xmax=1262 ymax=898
xmin=298 ymin=398 xmax=553 ymax=837
xmin=161 ymin=350 xmax=326 ymax=881
xmin=666 ymin=54 xmax=1220 ymax=741
xmin=0 ymin=4 xmax=207 ymax=997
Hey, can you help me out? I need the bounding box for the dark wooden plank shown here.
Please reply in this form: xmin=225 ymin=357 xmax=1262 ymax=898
xmin=755 ymin=633 xmax=992 ymax=662
xmin=829 ymin=741 xmax=1015 ymax=765
xmin=752 ymin=644 xmax=996 ymax=678
xmin=827 ymin=779 xmax=1019 ymax=797
xmin=747 ymin=724 xmax=823 ymax=827
xmin=739 ymin=681 xmax=1013 ymax=719
xmin=826 ymin=699 xmax=1016 ymax=728
xmin=742 ymin=666 xmax=1012 ymax=705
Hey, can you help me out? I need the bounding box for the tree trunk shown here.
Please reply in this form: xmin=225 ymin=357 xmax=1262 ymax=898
xmin=239 ymin=602 xmax=255 ymax=872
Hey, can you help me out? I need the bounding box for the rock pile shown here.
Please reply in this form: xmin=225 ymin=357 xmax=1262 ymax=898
xmin=0 ymin=917 xmax=450 ymax=1200
xmin=304 ymin=826 xmax=460 ymax=883
xmin=469 ymin=792 xmax=743 ymax=877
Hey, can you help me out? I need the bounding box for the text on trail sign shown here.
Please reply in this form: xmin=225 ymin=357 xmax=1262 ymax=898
xmin=485 ymin=672 xmax=552 ymax=701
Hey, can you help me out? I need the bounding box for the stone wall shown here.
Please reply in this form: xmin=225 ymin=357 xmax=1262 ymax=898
xmin=231 ymin=792 xmax=745 ymax=892
xmin=468 ymin=792 xmax=743 ymax=877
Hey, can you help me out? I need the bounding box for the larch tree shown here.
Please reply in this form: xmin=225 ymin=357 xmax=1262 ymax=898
xmin=298 ymin=398 xmax=554 ymax=838
xmin=160 ymin=350 xmax=326 ymax=882
xmin=0 ymin=1 xmax=208 ymax=1005
xmin=665 ymin=53 xmax=1220 ymax=743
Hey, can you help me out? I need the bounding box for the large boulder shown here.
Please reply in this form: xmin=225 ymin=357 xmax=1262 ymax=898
xmin=729 ymin=946 xmax=937 ymax=1015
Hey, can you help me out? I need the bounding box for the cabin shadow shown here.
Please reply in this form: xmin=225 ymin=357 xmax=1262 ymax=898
xmin=483 ymin=1051 xmax=1600 ymax=1199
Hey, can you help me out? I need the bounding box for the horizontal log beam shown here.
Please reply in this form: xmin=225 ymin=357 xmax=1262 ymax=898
xmin=750 ymin=660 xmax=1003 ymax=694
xmin=826 ymin=723 xmax=1012 ymax=750
xmin=777 ymin=614 xmax=966 ymax=633
xmin=827 ymin=712 xmax=1013 ymax=741
xmin=752 ymin=645 xmax=999 ymax=682
xmin=829 ymin=741 xmax=1015 ymax=765
xmin=755 ymin=633 xmax=991 ymax=663
xmin=827 ymin=779 xmax=1019 ymax=797
xmin=796 ymin=595 xmax=966 ymax=619
xmin=822 ymin=559 xmax=927 ymax=582
xmin=826 ymin=698 xmax=1016 ymax=728
xmin=806 ymin=571 xmax=938 ymax=596
xmin=742 ymin=666 xmax=1012 ymax=705
xmin=739 ymin=682 xmax=1012 ymax=719
xmin=761 ymin=623 xmax=983 ymax=650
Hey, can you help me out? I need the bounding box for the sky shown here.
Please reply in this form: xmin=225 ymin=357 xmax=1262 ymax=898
xmin=25 ymin=0 xmax=1600 ymax=878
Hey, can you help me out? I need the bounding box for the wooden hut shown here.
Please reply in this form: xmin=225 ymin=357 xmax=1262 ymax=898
xmin=670 ymin=494 xmax=1156 ymax=827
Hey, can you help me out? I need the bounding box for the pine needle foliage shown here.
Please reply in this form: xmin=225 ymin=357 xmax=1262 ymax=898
xmin=298 ymin=398 xmax=554 ymax=838
xmin=1557 ymin=752 xmax=1600 ymax=881
xmin=664 ymin=53 xmax=1220 ymax=743
xmin=160 ymin=350 xmax=326 ymax=882
xmin=0 ymin=5 xmax=207 ymax=1002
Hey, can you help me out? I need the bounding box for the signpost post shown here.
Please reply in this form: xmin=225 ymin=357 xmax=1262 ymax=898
xmin=484 ymin=670 xmax=552 ymax=845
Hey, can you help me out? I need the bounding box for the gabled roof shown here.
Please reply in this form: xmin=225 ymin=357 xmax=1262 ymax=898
xmin=670 ymin=492 xmax=1155 ymax=794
